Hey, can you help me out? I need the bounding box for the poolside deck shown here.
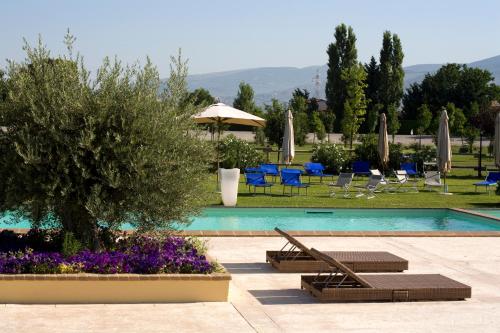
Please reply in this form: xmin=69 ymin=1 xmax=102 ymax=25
xmin=2 ymin=236 xmax=500 ymax=332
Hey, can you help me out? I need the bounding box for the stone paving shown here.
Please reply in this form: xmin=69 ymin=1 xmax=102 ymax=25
xmin=2 ymin=236 xmax=500 ymax=332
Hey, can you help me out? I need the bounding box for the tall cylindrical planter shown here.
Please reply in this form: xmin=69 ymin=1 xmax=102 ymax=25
xmin=219 ymin=168 xmax=240 ymax=207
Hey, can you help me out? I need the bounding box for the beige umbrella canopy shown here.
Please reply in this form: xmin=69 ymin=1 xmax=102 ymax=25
xmin=378 ymin=113 xmax=389 ymax=170
xmin=437 ymin=109 xmax=452 ymax=192
xmin=193 ymin=103 xmax=266 ymax=127
xmin=495 ymin=112 xmax=500 ymax=168
xmin=281 ymin=109 xmax=295 ymax=164
xmin=193 ymin=103 xmax=266 ymax=187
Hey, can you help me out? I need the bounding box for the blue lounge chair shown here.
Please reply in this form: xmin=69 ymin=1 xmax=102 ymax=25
xmin=352 ymin=161 xmax=371 ymax=177
xmin=280 ymin=169 xmax=309 ymax=196
xmin=400 ymin=162 xmax=418 ymax=177
xmin=260 ymin=163 xmax=280 ymax=182
xmin=303 ymin=162 xmax=334 ymax=183
xmin=473 ymin=171 xmax=500 ymax=194
xmin=244 ymin=172 xmax=273 ymax=194
xmin=244 ymin=167 xmax=262 ymax=173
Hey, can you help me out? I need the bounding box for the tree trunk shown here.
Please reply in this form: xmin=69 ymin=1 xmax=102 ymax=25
xmin=58 ymin=202 xmax=100 ymax=251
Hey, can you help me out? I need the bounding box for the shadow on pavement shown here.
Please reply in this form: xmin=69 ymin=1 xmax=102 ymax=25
xmin=221 ymin=262 xmax=276 ymax=274
xmin=248 ymin=289 xmax=316 ymax=305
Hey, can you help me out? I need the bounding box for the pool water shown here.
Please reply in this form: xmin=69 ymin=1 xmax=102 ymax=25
xmin=2 ymin=208 xmax=499 ymax=231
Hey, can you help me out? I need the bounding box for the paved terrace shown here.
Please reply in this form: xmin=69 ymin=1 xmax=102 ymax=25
xmin=2 ymin=236 xmax=500 ymax=332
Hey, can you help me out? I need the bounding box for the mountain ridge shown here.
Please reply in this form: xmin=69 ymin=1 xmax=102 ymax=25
xmin=183 ymin=55 xmax=500 ymax=106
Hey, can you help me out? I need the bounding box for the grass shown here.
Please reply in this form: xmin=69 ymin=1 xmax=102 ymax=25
xmin=206 ymin=146 xmax=500 ymax=209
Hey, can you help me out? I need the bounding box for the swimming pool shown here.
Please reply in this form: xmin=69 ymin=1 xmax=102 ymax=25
xmin=2 ymin=208 xmax=499 ymax=231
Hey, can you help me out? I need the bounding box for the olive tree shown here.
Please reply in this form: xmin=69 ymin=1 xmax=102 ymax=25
xmin=0 ymin=35 xmax=211 ymax=248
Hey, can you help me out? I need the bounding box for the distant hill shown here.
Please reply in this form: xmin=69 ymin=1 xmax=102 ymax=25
xmin=182 ymin=55 xmax=500 ymax=106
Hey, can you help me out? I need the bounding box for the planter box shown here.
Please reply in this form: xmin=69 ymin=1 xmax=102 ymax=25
xmin=0 ymin=272 xmax=231 ymax=303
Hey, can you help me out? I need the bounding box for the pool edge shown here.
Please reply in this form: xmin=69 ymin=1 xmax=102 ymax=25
xmin=3 ymin=228 xmax=500 ymax=237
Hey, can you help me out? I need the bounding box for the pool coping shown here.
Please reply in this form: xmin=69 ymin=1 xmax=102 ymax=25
xmin=2 ymin=208 xmax=500 ymax=237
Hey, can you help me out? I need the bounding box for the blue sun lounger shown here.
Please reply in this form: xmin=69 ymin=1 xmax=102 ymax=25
xmin=303 ymin=162 xmax=333 ymax=183
xmin=473 ymin=171 xmax=500 ymax=194
xmin=244 ymin=172 xmax=273 ymax=194
xmin=280 ymin=169 xmax=309 ymax=196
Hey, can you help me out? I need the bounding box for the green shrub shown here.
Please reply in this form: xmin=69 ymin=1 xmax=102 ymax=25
xmin=412 ymin=145 xmax=436 ymax=172
xmin=61 ymin=232 xmax=82 ymax=257
xmin=458 ymin=145 xmax=470 ymax=154
xmin=354 ymin=134 xmax=378 ymax=166
xmin=219 ymin=134 xmax=264 ymax=169
xmin=388 ymin=143 xmax=403 ymax=171
xmin=311 ymin=143 xmax=348 ymax=174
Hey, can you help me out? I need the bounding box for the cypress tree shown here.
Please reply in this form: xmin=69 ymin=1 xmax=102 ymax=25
xmin=379 ymin=31 xmax=404 ymax=137
xmin=325 ymin=23 xmax=358 ymax=131
xmin=379 ymin=31 xmax=393 ymax=112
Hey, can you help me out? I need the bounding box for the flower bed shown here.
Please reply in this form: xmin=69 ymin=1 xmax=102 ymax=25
xmin=0 ymin=230 xmax=230 ymax=303
xmin=0 ymin=236 xmax=214 ymax=274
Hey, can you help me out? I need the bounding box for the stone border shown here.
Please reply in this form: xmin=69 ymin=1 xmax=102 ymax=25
xmin=0 ymin=272 xmax=231 ymax=281
xmin=177 ymin=230 xmax=500 ymax=237
xmin=451 ymin=208 xmax=500 ymax=221
xmin=0 ymin=272 xmax=231 ymax=303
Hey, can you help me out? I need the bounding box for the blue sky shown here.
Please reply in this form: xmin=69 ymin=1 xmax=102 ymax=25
xmin=1 ymin=0 xmax=500 ymax=76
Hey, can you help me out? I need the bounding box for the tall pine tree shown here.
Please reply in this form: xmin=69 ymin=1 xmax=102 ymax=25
xmin=325 ymin=23 xmax=358 ymax=131
xmin=341 ymin=63 xmax=367 ymax=149
xmin=379 ymin=31 xmax=404 ymax=137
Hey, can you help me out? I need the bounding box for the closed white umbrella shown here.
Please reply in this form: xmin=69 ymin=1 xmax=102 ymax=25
xmin=378 ymin=113 xmax=389 ymax=171
xmin=437 ymin=109 xmax=452 ymax=193
xmin=495 ymin=112 xmax=500 ymax=168
xmin=281 ymin=109 xmax=295 ymax=164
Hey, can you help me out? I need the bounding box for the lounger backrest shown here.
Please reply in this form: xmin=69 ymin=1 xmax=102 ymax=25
xmin=370 ymin=169 xmax=381 ymax=176
xmin=401 ymin=162 xmax=417 ymax=173
xmin=281 ymin=169 xmax=302 ymax=185
xmin=304 ymin=162 xmax=324 ymax=175
xmin=274 ymin=227 xmax=310 ymax=253
xmin=366 ymin=174 xmax=382 ymax=188
xmin=425 ymin=171 xmax=440 ymax=182
xmin=335 ymin=173 xmax=354 ymax=186
xmin=395 ymin=170 xmax=408 ymax=182
xmin=486 ymin=171 xmax=500 ymax=182
xmin=353 ymin=161 xmax=370 ymax=173
xmin=260 ymin=164 xmax=279 ymax=175
xmin=245 ymin=172 xmax=266 ymax=185
xmin=309 ymin=248 xmax=373 ymax=288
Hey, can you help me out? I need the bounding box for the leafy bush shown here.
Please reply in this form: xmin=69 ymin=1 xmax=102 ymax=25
xmin=311 ymin=143 xmax=348 ymax=174
xmin=61 ymin=232 xmax=82 ymax=257
xmin=388 ymin=143 xmax=403 ymax=171
xmin=219 ymin=134 xmax=264 ymax=169
xmin=412 ymin=145 xmax=436 ymax=172
xmin=0 ymin=235 xmax=215 ymax=274
xmin=458 ymin=145 xmax=470 ymax=153
xmin=354 ymin=134 xmax=378 ymax=167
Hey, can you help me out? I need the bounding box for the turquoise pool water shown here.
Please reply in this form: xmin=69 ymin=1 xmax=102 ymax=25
xmin=2 ymin=208 xmax=500 ymax=231
xmin=473 ymin=210 xmax=500 ymax=219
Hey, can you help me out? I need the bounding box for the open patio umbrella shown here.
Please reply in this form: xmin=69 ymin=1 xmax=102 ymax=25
xmin=378 ymin=113 xmax=389 ymax=173
xmin=192 ymin=103 xmax=266 ymax=185
xmin=437 ymin=109 xmax=452 ymax=193
xmin=281 ymin=109 xmax=295 ymax=164
xmin=495 ymin=112 xmax=500 ymax=168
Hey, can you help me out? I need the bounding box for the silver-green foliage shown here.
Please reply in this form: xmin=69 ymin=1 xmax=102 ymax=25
xmin=0 ymin=35 xmax=211 ymax=245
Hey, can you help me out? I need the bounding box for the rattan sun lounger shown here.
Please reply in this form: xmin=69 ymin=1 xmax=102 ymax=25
xmin=266 ymin=228 xmax=408 ymax=272
xmin=301 ymin=248 xmax=471 ymax=302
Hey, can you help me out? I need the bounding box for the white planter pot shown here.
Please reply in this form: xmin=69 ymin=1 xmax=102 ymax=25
xmin=219 ymin=168 xmax=240 ymax=207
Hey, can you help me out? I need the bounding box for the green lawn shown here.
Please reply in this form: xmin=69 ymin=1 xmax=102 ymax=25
xmin=206 ymin=147 xmax=500 ymax=209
